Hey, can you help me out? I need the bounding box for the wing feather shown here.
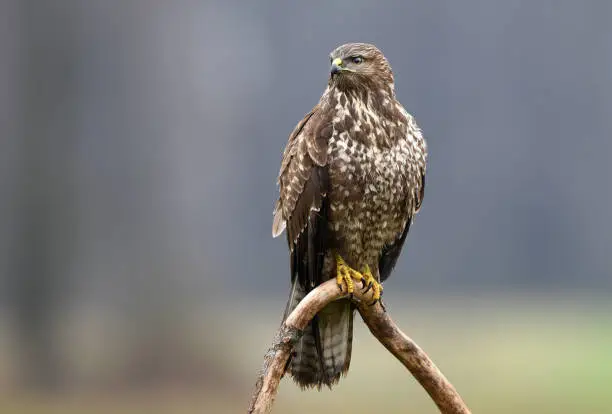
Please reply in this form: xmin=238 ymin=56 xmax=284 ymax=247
xmin=272 ymin=106 xmax=331 ymax=250
xmin=273 ymin=105 xmax=332 ymax=304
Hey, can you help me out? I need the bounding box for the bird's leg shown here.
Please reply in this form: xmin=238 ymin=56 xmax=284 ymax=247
xmin=335 ymin=253 xmax=365 ymax=298
xmin=361 ymin=264 xmax=383 ymax=306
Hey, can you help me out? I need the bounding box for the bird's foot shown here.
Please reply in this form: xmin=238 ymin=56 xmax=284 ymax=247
xmin=361 ymin=264 xmax=383 ymax=306
xmin=335 ymin=254 xmax=365 ymax=299
xmin=335 ymin=256 xmax=383 ymax=306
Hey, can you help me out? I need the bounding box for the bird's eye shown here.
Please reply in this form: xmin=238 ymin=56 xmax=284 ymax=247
xmin=352 ymin=56 xmax=364 ymax=64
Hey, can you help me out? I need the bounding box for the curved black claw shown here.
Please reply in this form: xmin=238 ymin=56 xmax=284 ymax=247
xmin=369 ymin=297 xmax=387 ymax=310
xmin=362 ymin=281 xmax=373 ymax=294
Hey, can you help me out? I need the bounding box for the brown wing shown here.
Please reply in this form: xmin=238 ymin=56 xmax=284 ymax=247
xmin=273 ymin=106 xmax=333 ymax=293
xmin=272 ymin=106 xmax=331 ymax=252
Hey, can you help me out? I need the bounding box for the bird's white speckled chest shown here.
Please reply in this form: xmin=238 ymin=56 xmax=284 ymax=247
xmin=325 ymin=100 xmax=420 ymax=271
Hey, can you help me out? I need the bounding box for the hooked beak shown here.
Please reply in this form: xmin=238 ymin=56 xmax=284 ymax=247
xmin=330 ymin=57 xmax=343 ymax=75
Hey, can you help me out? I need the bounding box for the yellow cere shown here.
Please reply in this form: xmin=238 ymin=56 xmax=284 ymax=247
xmin=332 ymin=58 xmax=343 ymax=67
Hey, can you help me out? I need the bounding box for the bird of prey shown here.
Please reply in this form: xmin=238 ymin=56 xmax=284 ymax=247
xmin=272 ymin=43 xmax=428 ymax=389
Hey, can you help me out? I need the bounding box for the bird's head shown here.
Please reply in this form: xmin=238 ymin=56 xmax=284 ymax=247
xmin=328 ymin=43 xmax=394 ymax=93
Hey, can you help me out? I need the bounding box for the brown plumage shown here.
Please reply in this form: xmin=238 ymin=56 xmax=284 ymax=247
xmin=272 ymin=43 xmax=427 ymax=389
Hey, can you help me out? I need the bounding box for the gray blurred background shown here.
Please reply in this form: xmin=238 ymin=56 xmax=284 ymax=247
xmin=1 ymin=1 xmax=611 ymax=413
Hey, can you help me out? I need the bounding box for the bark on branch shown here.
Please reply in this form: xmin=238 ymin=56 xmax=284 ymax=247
xmin=247 ymin=279 xmax=471 ymax=414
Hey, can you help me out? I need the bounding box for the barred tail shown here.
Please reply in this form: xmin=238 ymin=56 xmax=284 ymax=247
xmin=283 ymin=280 xmax=354 ymax=389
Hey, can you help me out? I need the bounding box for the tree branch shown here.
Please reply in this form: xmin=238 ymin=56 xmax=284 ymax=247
xmin=247 ymin=279 xmax=471 ymax=414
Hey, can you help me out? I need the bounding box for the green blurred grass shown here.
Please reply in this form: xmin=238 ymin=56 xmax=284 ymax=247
xmin=1 ymin=294 xmax=611 ymax=413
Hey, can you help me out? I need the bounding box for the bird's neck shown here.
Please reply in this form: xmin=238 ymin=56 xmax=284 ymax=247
xmin=326 ymin=81 xmax=396 ymax=109
xmin=327 ymin=79 xmax=395 ymax=99
xmin=323 ymin=85 xmax=407 ymax=148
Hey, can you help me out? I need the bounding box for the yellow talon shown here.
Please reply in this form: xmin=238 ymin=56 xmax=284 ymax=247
xmin=361 ymin=264 xmax=383 ymax=305
xmin=335 ymin=254 xmax=364 ymax=295
xmin=335 ymin=255 xmax=384 ymax=306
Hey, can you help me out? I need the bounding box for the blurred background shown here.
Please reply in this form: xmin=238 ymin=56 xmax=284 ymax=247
xmin=1 ymin=1 xmax=612 ymax=413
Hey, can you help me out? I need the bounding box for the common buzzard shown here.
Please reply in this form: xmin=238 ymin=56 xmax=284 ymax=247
xmin=272 ymin=43 xmax=427 ymax=389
